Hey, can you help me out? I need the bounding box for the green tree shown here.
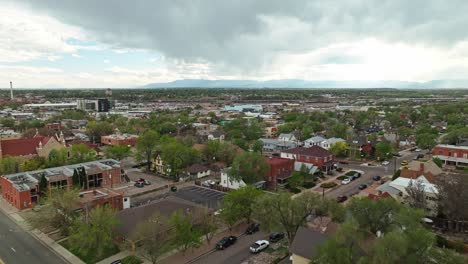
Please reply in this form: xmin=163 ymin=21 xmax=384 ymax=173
xmin=39 ymin=173 xmax=48 ymax=197
xmin=254 ymin=192 xmax=335 ymax=244
xmin=160 ymin=141 xmax=200 ymax=180
xmin=104 ymin=145 xmax=131 ymax=160
xmin=169 ymin=211 xmax=202 ymax=253
xmin=416 ymin=133 xmax=437 ymax=149
xmin=28 ymin=188 xmax=81 ymax=235
xmin=136 ymin=130 xmax=160 ymax=171
xmin=69 ymin=144 xmax=97 ymax=163
xmin=228 ymin=152 xmax=270 ymax=184
xmin=47 ymin=148 xmax=69 ymax=167
xmin=329 ymin=141 xmax=348 ymax=158
xmin=0 ymin=156 xmax=23 ymax=174
xmin=375 ymin=141 xmax=393 ymax=160
xmin=86 ymin=121 xmax=113 ymax=144
xmin=432 ymin=157 xmax=443 ymax=168
xmin=68 ymin=205 xmax=119 ymax=263
xmin=220 ymin=186 xmax=263 ymax=224
xmin=22 ymin=156 xmax=46 ymax=171
xmin=195 ymin=208 xmax=218 ymax=244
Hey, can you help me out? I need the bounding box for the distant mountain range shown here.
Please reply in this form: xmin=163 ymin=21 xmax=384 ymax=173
xmin=140 ymin=79 xmax=468 ymax=89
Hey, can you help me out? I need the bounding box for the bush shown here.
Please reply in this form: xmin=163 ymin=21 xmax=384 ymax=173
xmin=392 ymin=169 xmax=401 ymax=180
xmin=122 ymin=256 xmax=143 ymax=264
xmin=320 ymin=182 xmax=337 ymax=189
xmin=337 ymin=176 xmax=347 ymax=180
xmin=345 ymin=171 xmax=357 ymax=176
xmin=336 ymin=167 xmax=343 ymax=172
xmin=436 ymin=235 xmax=449 ymax=248
xmin=289 ymin=187 xmax=302 ymax=193
xmin=302 ymin=182 xmax=316 ymax=189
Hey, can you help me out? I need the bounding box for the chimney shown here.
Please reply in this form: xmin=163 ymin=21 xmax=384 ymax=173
xmin=9 ymin=81 xmax=13 ymax=100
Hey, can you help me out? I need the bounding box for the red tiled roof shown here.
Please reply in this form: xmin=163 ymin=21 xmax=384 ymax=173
xmin=1 ymin=136 xmax=52 ymax=157
xmin=368 ymin=192 xmax=391 ymax=201
xmin=282 ymin=146 xmax=332 ymax=157
xmin=265 ymin=156 xmax=294 ymax=165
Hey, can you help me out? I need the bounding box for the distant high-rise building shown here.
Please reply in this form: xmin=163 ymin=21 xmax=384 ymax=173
xmin=77 ymin=98 xmax=110 ymax=112
xmin=97 ymin=98 xmax=110 ymax=112
xmin=105 ymin=88 xmax=112 ymax=97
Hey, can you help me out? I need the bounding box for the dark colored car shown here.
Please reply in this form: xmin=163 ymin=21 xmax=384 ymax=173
xmin=246 ymin=223 xmax=260 ymax=234
xmin=269 ymin=232 xmax=285 ymax=242
xmin=134 ymin=182 xmax=145 ymax=188
xmin=358 ymin=184 xmax=367 ymax=190
xmin=137 ymin=178 xmax=151 ymax=185
xmin=336 ymin=195 xmax=348 ymax=203
xmin=131 ymin=161 xmax=151 ymax=168
xmin=372 ymin=175 xmax=381 ymax=181
xmin=216 ymin=236 xmax=237 ymax=250
xmin=417 ymin=154 xmax=424 ymax=159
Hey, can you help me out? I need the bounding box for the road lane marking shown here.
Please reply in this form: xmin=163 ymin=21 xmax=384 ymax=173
xmin=10 ymin=247 xmax=16 ymax=253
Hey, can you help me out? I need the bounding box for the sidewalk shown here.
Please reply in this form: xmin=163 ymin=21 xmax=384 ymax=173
xmin=0 ymin=198 xmax=84 ymax=264
xmin=96 ymin=250 xmax=132 ymax=264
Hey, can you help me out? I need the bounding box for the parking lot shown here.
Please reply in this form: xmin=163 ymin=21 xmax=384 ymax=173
xmin=118 ymin=169 xmax=172 ymax=197
xmin=174 ymin=186 xmax=226 ymax=209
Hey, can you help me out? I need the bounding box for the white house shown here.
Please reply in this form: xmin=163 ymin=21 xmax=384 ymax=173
xmin=182 ymin=164 xmax=211 ymax=180
xmin=278 ymin=133 xmax=298 ymax=143
xmin=220 ymin=169 xmax=246 ymax=189
xmin=304 ymin=136 xmax=325 ymax=148
xmin=320 ymin=137 xmax=345 ymax=150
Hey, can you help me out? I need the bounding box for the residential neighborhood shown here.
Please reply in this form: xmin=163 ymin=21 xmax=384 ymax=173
xmin=0 ymin=87 xmax=465 ymax=264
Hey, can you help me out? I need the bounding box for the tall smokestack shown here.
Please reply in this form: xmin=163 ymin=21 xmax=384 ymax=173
xmin=9 ymin=81 xmax=13 ymax=100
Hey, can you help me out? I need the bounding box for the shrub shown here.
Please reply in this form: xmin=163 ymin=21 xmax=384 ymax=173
xmin=345 ymin=171 xmax=357 ymax=176
xmin=320 ymin=182 xmax=337 ymax=189
xmin=122 ymin=256 xmax=143 ymax=264
xmin=289 ymin=187 xmax=301 ymax=194
xmin=302 ymin=182 xmax=316 ymax=189
xmin=337 ymin=176 xmax=347 ymax=180
xmin=392 ymin=169 xmax=401 ymax=180
xmin=336 ymin=167 xmax=343 ymax=172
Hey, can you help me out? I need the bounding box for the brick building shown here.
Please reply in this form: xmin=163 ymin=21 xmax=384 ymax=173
xmin=1 ymin=159 xmax=125 ymax=210
xmin=101 ymin=134 xmax=138 ymax=147
xmin=281 ymin=146 xmax=334 ymax=171
xmin=433 ymin=144 xmax=468 ymax=166
xmin=79 ymin=188 xmax=123 ymax=212
xmin=0 ymin=136 xmax=65 ymax=159
xmin=264 ymin=156 xmax=294 ymax=190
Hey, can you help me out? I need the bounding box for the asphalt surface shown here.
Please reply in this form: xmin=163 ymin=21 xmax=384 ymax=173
xmin=192 ymin=231 xmax=268 ymax=264
xmin=0 ymin=210 xmax=65 ymax=264
xmin=326 ymin=150 xmax=421 ymax=199
xmin=174 ymin=186 xmax=226 ymax=209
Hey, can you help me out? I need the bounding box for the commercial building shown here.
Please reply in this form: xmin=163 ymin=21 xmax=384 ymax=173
xmin=1 ymin=159 xmax=124 ymax=210
xmin=101 ymin=133 xmax=138 ymax=146
xmin=264 ymin=156 xmax=294 ymax=189
xmin=77 ymin=98 xmax=110 ymax=112
xmin=433 ymin=144 xmax=468 ymax=166
xmin=0 ymin=136 xmax=65 ymax=159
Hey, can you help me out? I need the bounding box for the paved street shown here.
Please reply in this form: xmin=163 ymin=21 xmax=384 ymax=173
xmin=192 ymin=231 xmax=268 ymax=264
xmin=0 ymin=210 xmax=65 ymax=264
xmin=326 ymin=150 xmax=420 ymax=198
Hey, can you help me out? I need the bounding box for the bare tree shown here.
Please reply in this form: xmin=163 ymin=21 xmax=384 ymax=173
xmin=436 ymin=174 xmax=468 ymax=221
xmin=194 ymin=208 xmax=218 ymax=244
xmin=405 ymin=178 xmax=427 ymax=210
xmin=131 ymin=213 xmax=173 ymax=264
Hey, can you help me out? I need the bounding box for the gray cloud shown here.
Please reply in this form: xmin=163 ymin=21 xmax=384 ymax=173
xmin=12 ymin=0 xmax=468 ymax=70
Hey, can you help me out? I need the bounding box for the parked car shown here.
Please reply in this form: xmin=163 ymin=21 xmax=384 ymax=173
xmin=415 ymin=148 xmax=422 ymax=152
xmin=381 ymin=161 xmax=390 ymax=165
xmin=250 ymin=240 xmax=269 ymax=253
xmin=417 ymin=154 xmax=424 ymax=159
xmin=372 ymin=175 xmax=381 ymax=181
xmin=401 ymin=160 xmax=409 ymax=166
xmin=341 ymin=177 xmax=352 ymax=185
xmin=358 ymin=184 xmax=367 ymax=190
xmin=137 ymin=178 xmax=151 ymax=185
xmin=216 ymin=236 xmax=237 ymax=250
xmin=269 ymin=232 xmax=285 ymax=243
xmin=336 ymin=195 xmax=348 ymax=203
xmin=134 ymin=182 xmax=145 ymax=188
xmin=353 ymin=173 xmax=361 ymax=179
xmin=393 ymin=152 xmax=403 ymax=157
xmin=201 ymin=180 xmax=216 ymax=187
xmin=246 ymin=223 xmax=260 ymax=234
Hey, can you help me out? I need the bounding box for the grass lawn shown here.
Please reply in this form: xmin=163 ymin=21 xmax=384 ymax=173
xmin=60 ymin=240 xmax=120 ymax=264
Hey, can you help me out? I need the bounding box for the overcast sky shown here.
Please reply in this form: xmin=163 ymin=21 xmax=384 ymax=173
xmin=1 ymin=0 xmax=468 ymax=88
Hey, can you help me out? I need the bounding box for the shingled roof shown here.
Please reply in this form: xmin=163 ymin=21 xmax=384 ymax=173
xmin=282 ymin=146 xmax=332 ymax=157
xmin=0 ymin=136 xmax=52 ymax=157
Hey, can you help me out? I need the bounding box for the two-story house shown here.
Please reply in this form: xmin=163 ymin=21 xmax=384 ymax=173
xmin=280 ymin=146 xmax=334 ymax=171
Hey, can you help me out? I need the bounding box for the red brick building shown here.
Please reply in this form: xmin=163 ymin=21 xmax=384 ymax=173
xmin=78 ymin=188 xmax=123 ymax=211
xmin=280 ymin=146 xmax=334 ymax=171
xmin=433 ymin=144 xmax=468 ymax=166
xmin=264 ymin=156 xmax=294 ymax=190
xmin=101 ymin=134 xmax=138 ymax=147
xmin=1 ymin=159 xmax=125 ymax=210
